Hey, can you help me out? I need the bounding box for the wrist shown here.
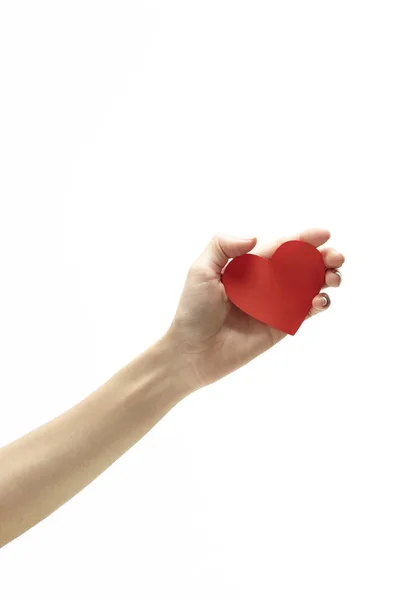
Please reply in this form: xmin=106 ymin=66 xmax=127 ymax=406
xmin=153 ymin=332 xmax=202 ymax=399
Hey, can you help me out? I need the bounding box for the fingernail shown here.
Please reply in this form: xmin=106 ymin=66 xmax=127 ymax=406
xmin=334 ymin=269 xmax=342 ymax=282
xmin=320 ymin=294 xmax=331 ymax=308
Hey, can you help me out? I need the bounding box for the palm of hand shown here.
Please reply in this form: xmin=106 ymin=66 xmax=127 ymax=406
xmin=170 ymin=266 xmax=285 ymax=386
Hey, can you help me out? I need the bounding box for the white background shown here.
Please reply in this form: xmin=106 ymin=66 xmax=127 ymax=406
xmin=0 ymin=1 xmax=399 ymax=598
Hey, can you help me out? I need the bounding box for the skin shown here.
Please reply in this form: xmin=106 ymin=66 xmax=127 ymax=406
xmin=0 ymin=229 xmax=344 ymax=548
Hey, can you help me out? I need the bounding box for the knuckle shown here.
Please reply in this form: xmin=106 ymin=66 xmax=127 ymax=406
xmin=187 ymin=262 xmax=205 ymax=279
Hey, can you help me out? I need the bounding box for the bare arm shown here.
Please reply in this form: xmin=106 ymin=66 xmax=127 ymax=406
xmin=0 ymin=230 xmax=343 ymax=549
xmin=0 ymin=335 xmax=195 ymax=548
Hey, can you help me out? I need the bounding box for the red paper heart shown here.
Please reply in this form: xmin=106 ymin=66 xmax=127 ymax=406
xmin=222 ymin=240 xmax=326 ymax=335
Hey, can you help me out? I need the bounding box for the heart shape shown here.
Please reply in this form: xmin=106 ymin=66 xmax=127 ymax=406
xmin=222 ymin=240 xmax=326 ymax=335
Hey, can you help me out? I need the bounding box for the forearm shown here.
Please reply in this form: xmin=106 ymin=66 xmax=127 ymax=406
xmin=0 ymin=334 xmax=195 ymax=548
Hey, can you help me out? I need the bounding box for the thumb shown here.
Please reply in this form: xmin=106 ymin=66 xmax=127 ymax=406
xmin=195 ymin=233 xmax=257 ymax=274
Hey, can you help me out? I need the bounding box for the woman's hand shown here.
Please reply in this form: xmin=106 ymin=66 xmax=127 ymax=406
xmin=167 ymin=229 xmax=344 ymax=388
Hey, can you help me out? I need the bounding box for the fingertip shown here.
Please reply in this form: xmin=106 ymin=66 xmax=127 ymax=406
xmin=318 ymin=228 xmax=331 ymax=243
xmin=325 ymin=269 xmax=342 ymax=288
xmin=308 ymin=227 xmax=330 ymax=237
xmin=312 ymin=293 xmax=331 ymax=310
xmin=337 ymin=252 xmax=345 ymax=266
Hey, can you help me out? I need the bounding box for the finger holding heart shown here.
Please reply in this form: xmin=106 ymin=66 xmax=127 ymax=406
xmin=222 ymin=238 xmax=344 ymax=335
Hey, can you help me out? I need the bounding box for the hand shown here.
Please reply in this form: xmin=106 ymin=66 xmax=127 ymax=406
xmin=167 ymin=229 xmax=344 ymax=389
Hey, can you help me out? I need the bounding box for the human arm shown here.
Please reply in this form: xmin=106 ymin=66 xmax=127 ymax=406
xmin=0 ymin=228 xmax=344 ymax=548
xmin=0 ymin=336 xmax=194 ymax=548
